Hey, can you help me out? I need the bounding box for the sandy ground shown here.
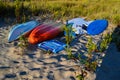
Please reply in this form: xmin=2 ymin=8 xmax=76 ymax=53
xmin=0 ymin=19 xmax=119 ymax=80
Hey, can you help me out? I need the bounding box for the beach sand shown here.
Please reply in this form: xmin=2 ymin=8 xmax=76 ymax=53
xmin=0 ymin=19 xmax=119 ymax=80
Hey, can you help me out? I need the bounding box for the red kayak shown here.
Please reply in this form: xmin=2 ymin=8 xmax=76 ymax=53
xmin=28 ymin=22 xmax=63 ymax=44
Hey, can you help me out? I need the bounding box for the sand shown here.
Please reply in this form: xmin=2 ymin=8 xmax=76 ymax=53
xmin=0 ymin=19 xmax=119 ymax=80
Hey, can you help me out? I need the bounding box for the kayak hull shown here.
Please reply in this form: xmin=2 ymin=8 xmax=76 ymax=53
xmin=28 ymin=23 xmax=63 ymax=44
xmin=8 ymin=21 xmax=39 ymax=42
xmin=87 ymin=19 xmax=108 ymax=35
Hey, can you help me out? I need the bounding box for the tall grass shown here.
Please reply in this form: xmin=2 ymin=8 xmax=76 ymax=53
xmin=0 ymin=0 xmax=119 ymax=25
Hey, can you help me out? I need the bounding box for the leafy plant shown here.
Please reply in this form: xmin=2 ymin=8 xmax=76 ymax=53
xmin=64 ymin=23 xmax=75 ymax=45
xmin=99 ymin=33 xmax=112 ymax=52
xmin=84 ymin=59 xmax=97 ymax=72
xmin=64 ymin=22 xmax=75 ymax=59
xmin=76 ymin=69 xmax=87 ymax=80
xmin=78 ymin=53 xmax=97 ymax=72
xmin=76 ymin=74 xmax=84 ymax=80
xmin=66 ymin=47 xmax=75 ymax=59
xmin=18 ymin=35 xmax=28 ymax=50
xmin=86 ymin=37 xmax=97 ymax=58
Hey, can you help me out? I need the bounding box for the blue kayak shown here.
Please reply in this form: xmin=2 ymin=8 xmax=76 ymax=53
xmin=8 ymin=21 xmax=39 ymax=42
xmin=87 ymin=19 xmax=108 ymax=35
xmin=38 ymin=40 xmax=66 ymax=53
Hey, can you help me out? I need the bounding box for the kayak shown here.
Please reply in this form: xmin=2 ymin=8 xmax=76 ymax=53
xmin=67 ymin=18 xmax=93 ymax=34
xmin=38 ymin=40 xmax=66 ymax=53
xmin=87 ymin=19 xmax=108 ymax=35
xmin=28 ymin=22 xmax=63 ymax=44
xmin=8 ymin=21 xmax=39 ymax=42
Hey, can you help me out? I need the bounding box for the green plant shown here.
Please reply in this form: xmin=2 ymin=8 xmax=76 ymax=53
xmin=18 ymin=35 xmax=28 ymax=50
xmin=66 ymin=47 xmax=75 ymax=59
xmin=78 ymin=53 xmax=97 ymax=72
xmin=64 ymin=22 xmax=75 ymax=59
xmin=76 ymin=74 xmax=84 ymax=80
xmin=76 ymin=69 xmax=87 ymax=80
xmin=64 ymin=23 xmax=74 ymax=45
xmin=47 ymin=50 xmax=52 ymax=55
xmin=86 ymin=37 xmax=97 ymax=58
xmin=99 ymin=33 xmax=112 ymax=52
xmin=84 ymin=59 xmax=97 ymax=72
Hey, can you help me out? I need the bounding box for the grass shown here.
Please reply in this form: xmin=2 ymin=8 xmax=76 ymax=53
xmin=0 ymin=0 xmax=119 ymax=25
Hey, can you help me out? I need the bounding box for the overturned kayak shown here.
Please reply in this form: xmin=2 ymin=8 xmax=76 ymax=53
xmin=28 ymin=22 xmax=63 ymax=44
xmin=8 ymin=21 xmax=39 ymax=42
xmin=87 ymin=19 xmax=108 ymax=35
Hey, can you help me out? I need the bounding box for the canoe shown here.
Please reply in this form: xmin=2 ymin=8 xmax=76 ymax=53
xmin=87 ymin=19 xmax=108 ymax=35
xmin=8 ymin=21 xmax=39 ymax=42
xmin=28 ymin=22 xmax=63 ymax=44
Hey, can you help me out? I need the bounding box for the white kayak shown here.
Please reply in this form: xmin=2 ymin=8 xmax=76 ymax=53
xmin=67 ymin=18 xmax=93 ymax=34
xmin=8 ymin=20 xmax=39 ymax=42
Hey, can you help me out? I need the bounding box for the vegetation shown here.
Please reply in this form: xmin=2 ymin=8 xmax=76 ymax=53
xmin=76 ymin=69 xmax=87 ymax=80
xmin=99 ymin=33 xmax=112 ymax=52
xmin=0 ymin=0 xmax=120 ymax=25
xmin=64 ymin=22 xmax=75 ymax=59
xmin=18 ymin=35 xmax=28 ymax=53
xmin=86 ymin=37 xmax=97 ymax=55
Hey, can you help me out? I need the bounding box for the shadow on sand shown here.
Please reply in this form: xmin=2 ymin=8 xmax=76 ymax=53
xmin=96 ymin=25 xmax=120 ymax=80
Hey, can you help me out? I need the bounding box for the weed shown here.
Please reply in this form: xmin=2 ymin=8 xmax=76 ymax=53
xmin=64 ymin=22 xmax=75 ymax=59
xmin=18 ymin=35 xmax=28 ymax=52
xmin=99 ymin=33 xmax=112 ymax=52
xmin=76 ymin=74 xmax=84 ymax=80
xmin=84 ymin=59 xmax=97 ymax=72
xmin=86 ymin=37 xmax=97 ymax=57
xmin=64 ymin=24 xmax=74 ymax=45
xmin=76 ymin=69 xmax=87 ymax=80
xmin=78 ymin=53 xmax=97 ymax=72
xmin=47 ymin=50 xmax=52 ymax=55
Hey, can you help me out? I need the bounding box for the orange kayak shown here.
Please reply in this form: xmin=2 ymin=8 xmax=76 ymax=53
xmin=28 ymin=22 xmax=63 ymax=44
